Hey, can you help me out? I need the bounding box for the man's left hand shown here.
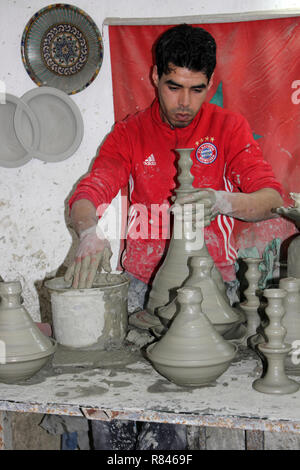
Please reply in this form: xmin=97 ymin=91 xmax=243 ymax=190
xmin=170 ymin=189 xmax=217 ymax=227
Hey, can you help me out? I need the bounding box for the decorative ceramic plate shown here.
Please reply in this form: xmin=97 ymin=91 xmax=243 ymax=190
xmin=0 ymin=94 xmax=40 ymax=168
xmin=15 ymin=86 xmax=84 ymax=162
xmin=21 ymin=4 xmax=103 ymax=94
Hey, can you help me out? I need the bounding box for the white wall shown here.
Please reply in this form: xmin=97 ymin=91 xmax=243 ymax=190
xmin=0 ymin=0 xmax=299 ymax=320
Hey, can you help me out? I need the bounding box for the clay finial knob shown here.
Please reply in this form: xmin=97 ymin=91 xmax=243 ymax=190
xmin=190 ymin=256 xmax=214 ymax=269
xmin=0 ymin=281 xmax=22 ymax=296
xmin=177 ymin=286 xmax=203 ymax=305
xmin=0 ymin=281 xmax=22 ymax=308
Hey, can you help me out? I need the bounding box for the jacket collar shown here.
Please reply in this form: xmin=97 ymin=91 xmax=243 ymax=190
xmin=151 ymin=98 xmax=205 ymax=136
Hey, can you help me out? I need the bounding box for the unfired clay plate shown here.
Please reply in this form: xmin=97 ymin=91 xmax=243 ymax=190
xmin=16 ymin=87 xmax=84 ymax=162
xmin=0 ymin=93 xmax=39 ymax=168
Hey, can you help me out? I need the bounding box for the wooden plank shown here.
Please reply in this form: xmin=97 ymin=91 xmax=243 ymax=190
xmin=186 ymin=426 xmax=206 ymax=450
xmin=0 ymin=411 xmax=3 ymax=450
xmin=0 ymin=349 xmax=299 ymax=434
xmin=0 ymin=411 xmax=12 ymax=450
xmin=103 ymin=10 xmax=300 ymax=25
xmin=264 ymin=431 xmax=300 ymax=450
xmin=206 ymin=427 xmax=245 ymax=450
xmin=245 ymin=430 xmax=264 ymax=450
xmin=10 ymin=412 xmax=60 ymax=450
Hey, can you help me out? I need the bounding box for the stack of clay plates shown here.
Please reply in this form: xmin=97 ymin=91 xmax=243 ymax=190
xmin=0 ymin=86 xmax=84 ymax=168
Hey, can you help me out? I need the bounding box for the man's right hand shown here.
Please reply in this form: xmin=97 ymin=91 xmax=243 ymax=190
xmin=64 ymin=225 xmax=112 ymax=289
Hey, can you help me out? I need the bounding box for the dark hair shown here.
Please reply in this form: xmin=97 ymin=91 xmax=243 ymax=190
xmin=155 ymin=24 xmax=216 ymax=81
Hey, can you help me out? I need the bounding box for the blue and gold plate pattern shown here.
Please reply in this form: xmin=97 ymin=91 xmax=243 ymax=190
xmin=21 ymin=4 xmax=103 ymax=94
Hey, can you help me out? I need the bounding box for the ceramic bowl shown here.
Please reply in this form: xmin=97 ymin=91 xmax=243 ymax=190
xmin=0 ymin=338 xmax=57 ymax=384
xmin=146 ymin=342 xmax=237 ymax=387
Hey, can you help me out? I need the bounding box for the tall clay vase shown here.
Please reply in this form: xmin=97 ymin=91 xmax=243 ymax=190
xmin=286 ymin=194 xmax=300 ymax=278
xmin=146 ymin=148 xmax=224 ymax=315
xmin=158 ymin=256 xmax=240 ymax=334
xmin=279 ymin=277 xmax=300 ymax=372
xmin=288 ymin=236 xmax=300 ymax=279
xmin=252 ymin=288 xmax=299 ymax=394
xmin=240 ymin=258 xmax=262 ymax=344
xmin=0 ymin=281 xmax=57 ymax=383
xmin=147 ymin=286 xmax=237 ymax=387
xmin=274 ymin=196 xmax=300 ymax=279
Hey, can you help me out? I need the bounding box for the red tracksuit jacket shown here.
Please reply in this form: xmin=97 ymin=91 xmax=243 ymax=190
xmin=69 ymin=99 xmax=282 ymax=283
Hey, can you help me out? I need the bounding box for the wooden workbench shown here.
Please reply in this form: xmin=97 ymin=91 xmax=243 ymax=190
xmin=0 ymin=343 xmax=300 ymax=450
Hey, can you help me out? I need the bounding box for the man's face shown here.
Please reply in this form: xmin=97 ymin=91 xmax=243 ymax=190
xmin=152 ymin=63 xmax=213 ymax=128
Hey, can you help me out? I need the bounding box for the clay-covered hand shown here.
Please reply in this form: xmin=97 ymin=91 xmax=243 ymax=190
xmin=64 ymin=225 xmax=112 ymax=289
xmin=272 ymin=193 xmax=300 ymax=227
xmin=171 ymin=189 xmax=217 ymax=227
xmin=274 ymin=206 xmax=300 ymax=227
xmin=290 ymin=192 xmax=300 ymax=208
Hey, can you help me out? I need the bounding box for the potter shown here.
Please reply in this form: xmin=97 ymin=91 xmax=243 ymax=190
xmin=65 ymin=24 xmax=283 ymax=297
xmin=64 ymin=24 xmax=284 ymax=450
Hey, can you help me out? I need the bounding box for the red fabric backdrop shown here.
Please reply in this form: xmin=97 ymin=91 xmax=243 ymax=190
xmin=108 ymin=18 xmax=300 ymax=254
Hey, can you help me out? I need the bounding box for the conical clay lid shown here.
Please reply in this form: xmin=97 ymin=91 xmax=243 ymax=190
xmin=184 ymin=257 xmax=239 ymax=324
xmin=149 ymin=287 xmax=236 ymax=367
xmin=0 ymin=281 xmax=56 ymax=361
xmin=158 ymin=256 xmax=240 ymax=326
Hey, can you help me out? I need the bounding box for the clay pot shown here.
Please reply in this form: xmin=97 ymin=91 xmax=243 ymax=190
xmin=146 ymin=148 xmax=225 ymax=314
xmin=0 ymin=281 xmax=56 ymax=383
xmin=147 ymin=286 xmax=237 ymax=387
xmin=45 ymin=272 xmax=129 ymax=349
xmin=288 ymin=236 xmax=300 ymax=279
xmin=274 ymin=198 xmax=300 ymax=279
xmin=157 ymin=256 xmax=240 ymax=334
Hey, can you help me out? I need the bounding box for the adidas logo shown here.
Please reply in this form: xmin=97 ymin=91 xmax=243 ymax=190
xmin=143 ymin=154 xmax=156 ymax=166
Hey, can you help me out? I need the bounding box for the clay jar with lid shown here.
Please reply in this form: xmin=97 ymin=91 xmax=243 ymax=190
xmin=279 ymin=277 xmax=300 ymax=370
xmin=288 ymin=237 xmax=300 ymax=279
xmin=279 ymin=277 xmax=300 ymax=345
xmin=0 ymin=281 xmax=56 ymax=383
xmin=146 ymin=148 xmax=225 ymax=315
xmin=147 ymin=286 xmax=237 ymax=387
xmin=158 ymin=256 xmax=240 ymax=334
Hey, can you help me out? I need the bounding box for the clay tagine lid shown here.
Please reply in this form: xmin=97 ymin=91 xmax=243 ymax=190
xmin=0 ymin=281 xmax=56 ymax=362
xmin=149 ymin=287 xmax=236 ymax=367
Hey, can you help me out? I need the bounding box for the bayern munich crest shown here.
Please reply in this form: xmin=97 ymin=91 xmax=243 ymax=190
xmin=196 ymin=142 xmax=218 ymax=164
